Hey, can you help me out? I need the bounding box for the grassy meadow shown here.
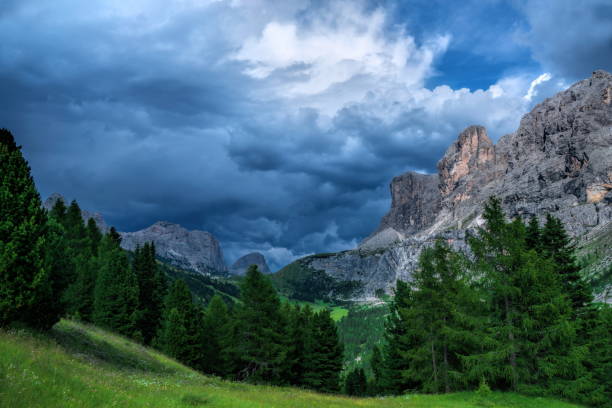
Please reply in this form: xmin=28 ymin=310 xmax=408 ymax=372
xmin=0 ymin=319 xmax=584 ymax=408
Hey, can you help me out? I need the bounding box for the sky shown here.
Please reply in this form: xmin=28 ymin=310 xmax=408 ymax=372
xmin=1 ymin=0 xmax=611 ymax=271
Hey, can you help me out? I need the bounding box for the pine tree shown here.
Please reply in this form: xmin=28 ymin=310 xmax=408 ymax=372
xmin=541 ymin=214 xmax=593 ymax=316
xmin=0 ymin=129 xmax=58 ymax=330
xmin=525 ymin=215 xmax=541 ymax=251
xmin=93 ymin=234 xmax=139 ymax=337
xmin=285 ymin=304 xmax=313 ymax=386
xmin=303 ymin=309 xmax=343 ymax=393
xmin=233 ymin=265 xmax=287 ymax=384
xmin=86 ymin=218 xmax=102 ymax=255
xmin=378 ymin=280 xmax=417 ymax=394
xmin=133 ymin=243 xmax=166 ymax=344
xmin=156 ymin=279 xmax=205 ymax=369
xmin=201 ymin=295 xmax=232 ymax=376
xmin=344 ymin=367 xmax=367 ymax=396
xmin=466 ymin=198 xmax=587 ymax=398
xmin=369 ymin=345 xmax=384 ymax=395
xmin=400 ymin=239 xmax=481 ymax=393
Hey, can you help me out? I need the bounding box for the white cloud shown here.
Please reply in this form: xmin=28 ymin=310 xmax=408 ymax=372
xmin=233 ymin=1 xmax=449 ymax=103
xmin=524 ymin=72 xmax=552 ymax=101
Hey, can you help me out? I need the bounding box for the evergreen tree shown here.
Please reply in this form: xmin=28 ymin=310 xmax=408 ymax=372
xmin=156 ymin=279 xmax=205 ymax=369
xmin=233 ymin=265 xmax=287 ymax=383
xmin=369 ymin=345 xmax=384 ymax=395
xmin=0 ymin=129 xmax=58 ymax=330
xmin=201 ymin=295 xmax=232 ymax=376
xmin=378 ymin=280 xmax=416 ymax=394
xmin=93 ymin=234 xmax=139 ymax=337
xmin=285 ymin=304 xmax=313 ymax=386
xmin=400 ymin=239 xmax=481 ymax=393
xmin=466 ymin=198 xmax=587 ymax=398
xmin=303 ymin=309 xmax=343 ymax=393
xmin=42 ymin=218 xmax=71 ymax=318
xmin=541 ymin=214 xmax=593 ymax=315
xmin=344 ymin=367 xmax=367 ymax=396
xmin=86 ymin=218 xmax=102 ymax=255
xmin=525 ymin=215 xmax=541 ymax=251
xmin=133 ymin=243 xmax=166 ymax=344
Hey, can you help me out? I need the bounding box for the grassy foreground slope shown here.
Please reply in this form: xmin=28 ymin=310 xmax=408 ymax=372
xmin=0 ymin=320 xmax=583 ymax=408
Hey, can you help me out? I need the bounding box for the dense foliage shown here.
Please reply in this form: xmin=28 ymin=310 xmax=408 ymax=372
xmin=0 ymin=130 xmax=344 ymax=393
xmin=369 ymin=197 xmax=611 ymax=407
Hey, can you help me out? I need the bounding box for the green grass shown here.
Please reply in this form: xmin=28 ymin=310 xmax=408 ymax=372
xmin=0 ymin=320 xmax=583 ymax=408
xmin=280 ymin=297 xmax=349 ymax=322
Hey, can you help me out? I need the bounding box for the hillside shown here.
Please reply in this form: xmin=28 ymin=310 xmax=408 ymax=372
xmin=0 ymin=320 xmax=584 ymax=408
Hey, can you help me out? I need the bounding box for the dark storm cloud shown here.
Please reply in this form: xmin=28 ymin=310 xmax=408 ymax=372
xmin=520 ymin=0 xmax=612 ymax=80
xmin=1 ymin=0 xmax=609 ymax=270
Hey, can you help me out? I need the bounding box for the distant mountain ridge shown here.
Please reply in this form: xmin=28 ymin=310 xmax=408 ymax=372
xmin=275 ymin=70 xmax=612 ymax=301
xmin=42 ymin=194 xmax=270 ymax=277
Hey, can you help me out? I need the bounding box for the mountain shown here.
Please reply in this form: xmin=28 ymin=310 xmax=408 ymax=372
xmin=275 ymin=70 xmax=612 ymax=301
xmin=42 ymin=194 xmax=228 ymax=276
xmin=121 ymin=221 xmax=227 ymax=276
xmin=230 ymin=252 xmax=271 ymax=275
xmin=43 ymin=193 xmax=109 ymax=232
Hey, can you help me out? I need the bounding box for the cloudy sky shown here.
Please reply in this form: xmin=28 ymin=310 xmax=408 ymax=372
xmin=1 ymin=0 xmax=611 ymax=270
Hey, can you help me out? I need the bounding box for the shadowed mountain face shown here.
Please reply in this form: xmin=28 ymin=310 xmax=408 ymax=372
xmin=120 ymin=221 xmax=227 ymax=276
xmin=43 ymin=195 xmax=228 ymax=276
xmin=230 ymin=252 xmax=271 ymax=275
xmin=43 ymin=193 xmax=109 ymax=233
xmin=277 ymin=70 xmax=612 ymax=301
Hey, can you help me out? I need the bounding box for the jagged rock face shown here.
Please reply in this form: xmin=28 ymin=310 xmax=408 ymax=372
xmin=365 ymin=172 xmax=440 ymax=244
xmin=438 ymin=125 xmax=496 ymax=199
xmin=293 ymin=70 xmax=612 ymax=301
xmin=230 ymin=252 xmax=271 ymax=275
xmin=43 ymin=193 xmax=109 ymax=232
xmin=121 ymin=221 xmax=227 ymax=276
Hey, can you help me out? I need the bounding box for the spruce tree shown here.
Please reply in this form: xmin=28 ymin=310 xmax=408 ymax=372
xmin=0 ymin=129 xmax=58 ymax=330
xmin=133 ymin=243 xmax=166 ymax=344
xmin=93 ymin=234 xmax=139 ymax=337
xmin=86 ymin=218 xmax=102 ymax=255
xmin=201 ymin=295 xmax=232 ymax=376
xmin=233 ymin=265 xmax=287 ymax=383
xmin=156 ymin=279 xmax=205 ymax=369
xmin=285 ymin=304 xmax=313 ymax=386
xmin=303 ymin=309 xmax=343 ymax=393
xmin=541 ymin=214 xmax=592 ymax=315
xmin=525 ymin=215 xmax=541 ymax=251
xmin=344 ymin=367 xmax=367 ymax=396
xmin=466 ymin=198 xmax=587 ymax=398
xmin=378 ymin=280 xmax=416 ymax=394
xmin=400 ymin=239 xmax=480 ymax=393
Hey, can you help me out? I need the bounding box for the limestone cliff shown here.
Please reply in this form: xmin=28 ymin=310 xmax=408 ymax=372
xmin=43 ymin=193 xmax=109 ymax=232
xmin=121 ymin=221 xmax=227 ymax=276
xmin=230 ymin=252 xmax=271 ymax=275
xmin=278 ymin=70 xmax=612 ymax=301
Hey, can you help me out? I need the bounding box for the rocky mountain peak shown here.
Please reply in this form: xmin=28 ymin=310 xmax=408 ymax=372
xmin=121 ymin=222 xmax=227 ymax=275
xmin=43 ymin=193 xmax=109 ymax=232
xmin=307 ymin=71 xmax=612 ymax=301
xmin=230 ymin=252 xmax=271 ymax=275
xmin=437 ymin=125 xmax=496 ymax=197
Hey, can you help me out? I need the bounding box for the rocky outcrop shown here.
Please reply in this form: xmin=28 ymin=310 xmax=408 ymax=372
xmin=43 ymin=193 xmax=109 ymax=232
xmin=230 ymin=252 xmax=271 ymax=275
xmin=284 ymin=70 xmax=612 ymax=300
xmin=120 ymin=221 xmax=227 ymax=276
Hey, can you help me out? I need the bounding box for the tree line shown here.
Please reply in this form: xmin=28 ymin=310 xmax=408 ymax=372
xmin=345 ymin=198 xmax=611 ymax=407
xmin=0 ymin=129 xmax=343 ymax=392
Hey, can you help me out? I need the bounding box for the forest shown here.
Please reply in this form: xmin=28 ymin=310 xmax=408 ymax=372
xmin=1 ymin=127 xmax=610 ymax=407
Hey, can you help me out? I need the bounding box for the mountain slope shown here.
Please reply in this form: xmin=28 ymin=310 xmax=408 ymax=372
xmin=0 ymin=320 xmax=583 ymax=408
xmin=275 ymin=70 xmax=612 ymax=301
